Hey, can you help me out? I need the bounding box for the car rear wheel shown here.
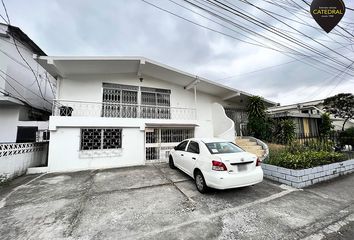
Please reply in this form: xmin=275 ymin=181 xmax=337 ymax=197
xmin=195 ymin=171 xmax=208 ymax=193
xmin=169 ymin=155 xmax=176 ymax=169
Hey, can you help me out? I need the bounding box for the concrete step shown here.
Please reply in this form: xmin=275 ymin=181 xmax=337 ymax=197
xmin=26 ymin=167 xmax=49 ymax=174
xmin=249 ymin=150 xmax=266 ymax=158
xmin=240 ymin=145 xmax=263 ymax=151
xmin=235 ymin=140 xmax=257 ymax=146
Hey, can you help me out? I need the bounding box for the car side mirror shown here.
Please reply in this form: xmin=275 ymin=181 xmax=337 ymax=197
xmin=174 ymin=146 xmax=177 ymax=150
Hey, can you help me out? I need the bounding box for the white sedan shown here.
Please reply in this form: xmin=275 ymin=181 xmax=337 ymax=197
xmin=169 ymin=138 xmax=263 ymax=193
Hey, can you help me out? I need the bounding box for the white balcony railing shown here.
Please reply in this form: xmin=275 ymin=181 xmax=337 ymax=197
xmin=52 ymin=100 xmax=197 ymax=120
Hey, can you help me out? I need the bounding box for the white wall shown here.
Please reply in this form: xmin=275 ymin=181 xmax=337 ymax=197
xmin=0 ymin=106 xmax=19 ymax=143
xmin=0 ymin=142 xmax=48 ymax=181
xmin=57 ymin=73 xmax=239 ymax=138
xmin=48 ymin=73 xmax=242 ymax=172
xmin=48 ymin=127 xmax=144 ymax=172
xmin=0 ymin=26 xmax=55 ymax=111
xmin=212 ymin=103 xmax=235 ymax=141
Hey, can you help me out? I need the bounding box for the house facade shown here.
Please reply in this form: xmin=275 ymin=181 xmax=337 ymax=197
xmin=267 ymin=99 xmax=354 ymax=137
xmin=37 ymin=56 xmax=275 ymax=172
xmin=0 ymin=24 xmax=55 ymax=143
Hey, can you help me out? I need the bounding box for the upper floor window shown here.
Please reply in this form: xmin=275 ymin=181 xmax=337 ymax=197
xmin=102 ymin=83 xmax=138 ymax=118
xmin=141 ymin=87 xmax=171 ymax=119
xmin=141 ymin=87 xmax=171 ymax=106
xmin=101 ymin=84 xmax=172 ymax=119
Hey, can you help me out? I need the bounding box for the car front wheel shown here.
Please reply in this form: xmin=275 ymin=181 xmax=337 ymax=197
xmin=195 ymin=171 xmax=208 ymax=193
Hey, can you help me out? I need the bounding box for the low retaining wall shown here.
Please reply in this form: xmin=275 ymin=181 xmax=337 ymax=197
xmin=0 ymin=142 xmax=48 ymax=183
xmin=262 ymin=159 xmax=354 ymax=188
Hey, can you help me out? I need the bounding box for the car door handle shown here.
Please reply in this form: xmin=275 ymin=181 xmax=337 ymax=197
xmin=192 ymin=157 xmax=196 ymax=160
xmin=181 ymin=154 xmax=184 ymax=156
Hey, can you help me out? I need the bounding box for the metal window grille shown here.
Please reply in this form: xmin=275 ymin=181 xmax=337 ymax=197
xmin=81 ymin=128 xmax=122 ymax=150
xmin=146 ymin=129 xmax=159 ymax=143
xmin=102 ymin=83 xmax=138 ymax=118
xmin=141 ymin=88 xmax=171 ymax=119
xmin=146 ymin=147 xmax=159 ymax=160
xmin=160 ymin=128 xmax=194 ymax=143
xmin=145 ymin=128 xmax=194 ymax=161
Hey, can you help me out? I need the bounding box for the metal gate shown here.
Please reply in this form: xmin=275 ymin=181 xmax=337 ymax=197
xmin=145 ymin=128 xmax=194 ymax=162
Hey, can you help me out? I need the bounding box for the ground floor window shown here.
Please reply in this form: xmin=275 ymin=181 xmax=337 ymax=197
xmin=80 ymin=128 xmax=122 ymax=150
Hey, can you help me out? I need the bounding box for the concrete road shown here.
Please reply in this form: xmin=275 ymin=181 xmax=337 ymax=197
xmin=0 ymin=164 xmax=353 ymax=240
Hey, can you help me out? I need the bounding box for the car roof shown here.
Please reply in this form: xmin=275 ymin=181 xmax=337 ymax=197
xmin=187 ymin=138 xmax=231 ymax=143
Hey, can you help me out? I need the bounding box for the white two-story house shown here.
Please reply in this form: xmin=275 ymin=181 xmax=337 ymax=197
xmin=36 ymin=56 xmax=275 ymax=172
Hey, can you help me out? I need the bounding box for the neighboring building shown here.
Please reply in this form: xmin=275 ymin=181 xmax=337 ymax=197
xmin=36 ymin=56 xmax=276 ymax=172
xmin=0 ymin=23 xmax=56 ymax=143
xmin=267 ymin=99 xmax=354 ymax=137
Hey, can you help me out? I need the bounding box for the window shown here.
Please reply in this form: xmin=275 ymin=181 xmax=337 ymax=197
xmin=80 ymin=128 xmax=122 ymax=150
xmin=141 ymin=87 xmax=171 ymax=119
xmin=102 ymin=83 xmax=138 ymax=118
xmin=16 ymin=127 xmax=38 ymax=143
xmin=160 ymin=128 xmax=194 ymax=143
xmin=187 ymin=141 xmax=199 ymax=154
xmin=175 ymin=140 xmax=188 ymax=151
xmin=205 ymin=142 xmax=243 ymax=154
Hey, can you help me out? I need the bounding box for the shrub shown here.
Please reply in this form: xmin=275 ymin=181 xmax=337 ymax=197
xmin=338 ymin=127 xmax=354 ymax=147
xmin=267 ymin=142 xmax=346 ymax=169
xmin=247 ymin=96 xmax=269 ymax=139
xmin=319 ymin=113 xmax=333 ymax=137
xmin=273 ymin=119 xmax=296 ymax=145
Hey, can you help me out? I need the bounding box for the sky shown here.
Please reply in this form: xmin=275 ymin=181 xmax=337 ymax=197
xmin=1 ymin=0 xmax=353 ymax=105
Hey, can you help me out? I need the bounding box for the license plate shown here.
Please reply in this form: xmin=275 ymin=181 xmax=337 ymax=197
xmin=238 ymin=165 xmax=247 ymax=172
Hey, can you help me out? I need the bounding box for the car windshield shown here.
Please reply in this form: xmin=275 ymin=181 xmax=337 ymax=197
xmin=205 ymin=142 xmax=243 ymax=154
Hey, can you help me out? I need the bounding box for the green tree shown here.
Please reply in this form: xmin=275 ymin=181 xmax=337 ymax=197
xmin=319 ymin=113 xmax=333 ymax=136
xmin=323 ymin=93 xmax=354 ymax=131
xmin=247 ymin=96 xmax=268 ymax=140
xmin=274 ymin=119 xmax=296 ymax=145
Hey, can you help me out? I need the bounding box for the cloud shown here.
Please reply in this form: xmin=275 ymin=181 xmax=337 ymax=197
xmin=3 ymin=0 xmax=353 ymax=105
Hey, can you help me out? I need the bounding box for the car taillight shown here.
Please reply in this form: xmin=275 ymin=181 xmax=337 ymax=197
xmin=256 ymin=158 xmax=261 ymax=167
xmin=212 ymin=160 xmax=227 ymax=171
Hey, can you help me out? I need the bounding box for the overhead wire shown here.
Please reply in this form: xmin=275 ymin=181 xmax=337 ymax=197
xmin=183 ymin=0 xmax=354 ymax=75
xmin=208 ymin=0 xmax=354 ymax=71
xmin=1 ymin=0 xmax=46 ymax=100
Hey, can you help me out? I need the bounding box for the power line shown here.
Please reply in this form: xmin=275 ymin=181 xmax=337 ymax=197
xmin=255 ymin=0 xmax=353 ymax=51
xmin=210 ymin=0 xmax=354 ymax=71
xmin=217 ymin=44 xmax=352 ymax=81
xmin=0 ymin=13 xmax=8 ymax=23
xmin=0 ymin=73 xmax=32 ymax=106
xmin=186 ymin=0 xmax=354 ymax=75
xmin=143 ymin=0 xmax=354 ymax=77
xmin=0 ymin=68 xmax=52 ymax=104
xmin=1 ymin=0 xmax=9 ymax=24
xmin=326 ymin=62 xmax=354 ymax=97
xmin=1 ymin=0 xmax=46 ymax=100
xmin=299 ymin=0 xmax=354 ymax=39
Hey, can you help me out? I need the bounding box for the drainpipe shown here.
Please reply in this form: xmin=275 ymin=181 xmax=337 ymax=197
xmin=194 ymin=84 xmax=197 ymax=119
xmin=184 ymin=76 xmax=200 ymax=120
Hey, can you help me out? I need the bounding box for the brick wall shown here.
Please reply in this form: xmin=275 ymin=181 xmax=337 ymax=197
xmin=261 ymin=159 xmax=354 ymax=188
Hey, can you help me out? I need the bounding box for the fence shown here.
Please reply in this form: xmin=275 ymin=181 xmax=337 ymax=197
xmin=295 ymin=133 xmax=354 ymax=147
xmin=0 ymin=142 xmax=48 ymax=183
xmin=52 ymin=100 xmax=197 ymax=120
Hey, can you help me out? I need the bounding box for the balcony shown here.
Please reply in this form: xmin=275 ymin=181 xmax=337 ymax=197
xmin=52 ymin=100 xmax=197 ymax=120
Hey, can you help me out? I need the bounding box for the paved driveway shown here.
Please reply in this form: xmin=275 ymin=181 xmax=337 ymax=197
xmin=0 ymin=164 xmax=353 ymax=240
